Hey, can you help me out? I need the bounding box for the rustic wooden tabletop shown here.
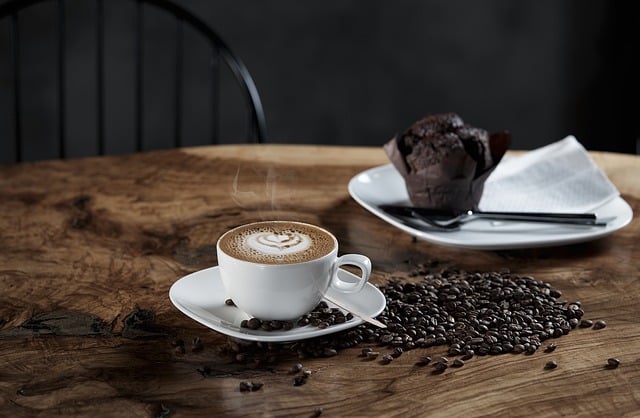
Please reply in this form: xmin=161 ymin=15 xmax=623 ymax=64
xmin=0 ymin=145 xmax=638 ymax=417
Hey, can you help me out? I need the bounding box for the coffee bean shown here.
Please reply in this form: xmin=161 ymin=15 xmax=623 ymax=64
xmin=250 ymin=382 xmax=264 ymax=391
xmin=239 ymin=381 xmax=252 ymax=391
xmin=392 ymin=347 xmax=404 ymax=358
xmin=544 ymin=360 xmax=558 ymax=370
xmin=452 ymin=359 xmax=465 ymax=368
xmin=247 ymin=318 xmax=261 ymax=330
xmin=311 ymin=407 xmax=324 ymax=418
xmin=415 ymin=356 xmax=432 ymax=366
xmin=303 ymin=370 xmax=312 ymax=377
xmin=361 ymin=347 xmax=373 ymax=356
xmin=291 ymin=363 xmax=303 ymax=373
xmin=593 ymin=320 xmax=607 ymax=330
xmin=544 ymin=343 xmax=557 ymax=353
xmin=293 ymin=376 xmax=307 ymax=386
xmin=579 ymin=319 xmax=594 ymax=328
xmin=432 ymin=361 xmax=448 ymax=372
xmin=323 ymin=348 xmax=337 ymax=357
xmin=365 ymin=351 xmax=380 ymax=360
xmin=607 ymin=358 xmax=620 ymax=368
xmin=380 ymin=354 xmax=394 ymax=364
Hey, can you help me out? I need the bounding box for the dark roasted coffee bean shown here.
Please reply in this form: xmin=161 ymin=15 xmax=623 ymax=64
xmin=544 ymin=360 xmax=558 ymax=370
xmin=416 ymin=356 xmax=432 ymax=366
xmin=240 ymin=319 xmax=249 ymax=328
xmin=311 ymin=407 xmax=324 ymax=418
xmin=452 ymin=359 xmax=465 ymax=368
xmin=239 ymin=381 xmax=252 ymax=392
xmin=392 ymin=347 xmax=404 ymax=358
xmin=250 ymin=382 xmax=264 ymax=391
xmin=323 ymin=348 xmax=337 ymax=357
xmin=303 ymin=370 xmax=312 ymax=377
xmin=380 ymin=354 xmax=394 ymax=364
xmin=293 ymin=376 xmax=307 ymax=386
xmin=579 ymin=319 xmax=594 ymax=328
xmin=462 ymin=350 xmax=474 ymax=360
xmin=291 ymin=363 xmax=303 ymax=373
xmin=365 ymin=351 xmax=380 ymax=360
xmin=361 ymin=347 xmax=373 ymax=356
xmin=593 ymin=320 xmax=607 ymax=330
xmin=490 ymin=345 xmax=503 ymax=355
xmin=607 ymin=358 xmax=620 ymax=368
xmin=247 ymin=318 xmax=261 ymax=330
xmin=432 ymin=361 xmax=448 ymax=372
xmin=225 ymin=298 xmax=235 ymax=306
xmin=545 ymin=343 xmax=557 ymax=353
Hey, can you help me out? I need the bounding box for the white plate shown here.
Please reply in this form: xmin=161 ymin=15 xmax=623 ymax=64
xmin=169 ymin=266 xmax=386 ymax=342
xmin=348 ymin=164 xmax=633 ymax=250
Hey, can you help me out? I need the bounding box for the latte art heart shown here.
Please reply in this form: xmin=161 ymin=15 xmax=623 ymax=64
xmin=256 ymin=233 xmax=303 ymax=250
xmin=247 ymin=231 xmax=311 ymax=256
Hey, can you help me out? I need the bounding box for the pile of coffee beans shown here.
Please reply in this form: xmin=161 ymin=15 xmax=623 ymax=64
xmin=226 ymin=268 xmax=590 ymax=364
xmin=239 ymin=301 xmax=354 ymax=332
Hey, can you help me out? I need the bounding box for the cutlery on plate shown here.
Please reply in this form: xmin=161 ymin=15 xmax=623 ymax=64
xmin=379 ymin=205 xmax=607 ymax=231
xmin=323 ymin=293 xmax=386 ymax=329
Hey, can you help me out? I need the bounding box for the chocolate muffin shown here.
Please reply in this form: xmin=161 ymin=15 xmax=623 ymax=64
xmin=384 ymin=113 xmax=511 ymax=212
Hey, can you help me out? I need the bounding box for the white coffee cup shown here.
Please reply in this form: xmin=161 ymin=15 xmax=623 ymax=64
xmin=216 ymin=221 xmax=371 ymax=320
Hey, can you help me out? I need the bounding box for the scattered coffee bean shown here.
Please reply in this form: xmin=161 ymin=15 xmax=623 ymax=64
xmin=174 ymin=345 xmax=185 ymax=354
xmin=380 ymin=354 xmax=394 ymax=364
xmin=432 ymin=361 xmax=448 ymax=373
xmin=225 ymin=298 xmax=235 ymax=306
xmin=415 ymin=356 xmax=432 ymax=366
xmin=293 ymin=376 xmax=307 ymax=386
xmin=544 ymin=343 xmax=557 ymax=353
xmin=238 ymin=381 xmax=264 ymax=392
xmin=392 ymin=347 xmax=404 ymax=358
xmin=544 ymin=360 xmax=558 ymax=370
xmin=361 ymin=347 xmax=373 ymax=357
xmin=365 ymin=351 xmax=380 ymax=360
xmin=607 ymin=358 xmax=620 ymax=368
xmin=593 ymin=320 xmax=607 ymax=330
xmin=291 ymin=363 xmax=303 ymax=373
xmin=579 ymin=319 xmax=594 ymax=328
xmin=303 ymin=370 xmax=312 ymax=377
xmin=311 ymin=407 xmax=324 ymax=417
xmin=452 ymin=359 xmax=465 ymax=368
xmin=461 ymin=350 xmax=474 ymax=361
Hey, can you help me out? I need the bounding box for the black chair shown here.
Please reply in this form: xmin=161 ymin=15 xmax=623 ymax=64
xmin=0 ymin=0 xmax=267 ymax=163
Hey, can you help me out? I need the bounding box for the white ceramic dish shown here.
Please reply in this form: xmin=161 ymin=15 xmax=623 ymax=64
xmin=348 ymin=164 xmax=633 ymax=250
xmin=169 ymin=266 xmax=386 ymax=342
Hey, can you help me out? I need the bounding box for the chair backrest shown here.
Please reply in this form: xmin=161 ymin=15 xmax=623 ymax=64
xmin=0 ymin=0 xmax=267 ymax=163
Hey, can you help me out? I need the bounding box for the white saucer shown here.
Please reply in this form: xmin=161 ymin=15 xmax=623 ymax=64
xmin=348 ymin=164 xmax=633 ymax=250
xmin=169 ymin=266 xmax=386 ymax=342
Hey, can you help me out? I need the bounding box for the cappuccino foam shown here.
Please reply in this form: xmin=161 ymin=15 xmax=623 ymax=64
xmin=218 ymin=221 xmax=335 ymax=264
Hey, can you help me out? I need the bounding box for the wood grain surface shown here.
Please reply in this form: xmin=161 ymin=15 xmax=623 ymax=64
xmin=0 ymin=145 xmax=638 ymax=417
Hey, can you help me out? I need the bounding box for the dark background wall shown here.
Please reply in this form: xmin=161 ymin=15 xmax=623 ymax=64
xmin=1 ymin=0 xmax=639 ymax=163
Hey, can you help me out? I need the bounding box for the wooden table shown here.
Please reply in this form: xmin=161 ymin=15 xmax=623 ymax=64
xmin=1 ymin=145 xmax=638 ymax=417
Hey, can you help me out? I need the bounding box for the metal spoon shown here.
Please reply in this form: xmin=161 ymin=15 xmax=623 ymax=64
xmin=379 ymin=205 xmax=607 ymax=232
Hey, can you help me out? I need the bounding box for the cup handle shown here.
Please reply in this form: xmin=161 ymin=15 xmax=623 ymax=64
xmin=330 ymin=254 xmax=372 ymax=294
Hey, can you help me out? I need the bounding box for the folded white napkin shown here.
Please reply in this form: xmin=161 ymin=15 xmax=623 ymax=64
xmin=478 ymin=136 xmax=619 ymax=213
